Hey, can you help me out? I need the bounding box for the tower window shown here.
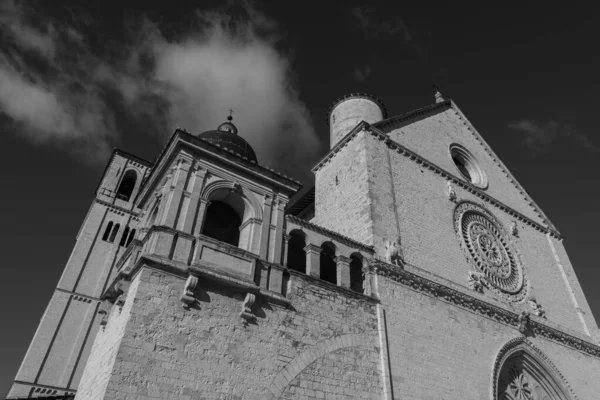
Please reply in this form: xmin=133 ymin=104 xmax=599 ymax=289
xmin=287 ymin=230 xmax=307 ymax=273
xmin=350 ymin=255 xmax=364 ymax=293
xmin=119 ymin=227 xmax=130 ymax=247
xmin=201 ymin=201 xmax=241 ymax=247
xmin=126 ymin=229 xmax=136 ymax=247
xmin=109 ymin=223 xmax=120 ymax=243
xmin=449 ymin=144 xmax=487 ymax=189
xmin=320 ymin=242 xmax=337 ymax=285
xmin=102 ymin=221 xmax=113 ymax=242
xmin=116 ymin=170 xmax=137 ymax=202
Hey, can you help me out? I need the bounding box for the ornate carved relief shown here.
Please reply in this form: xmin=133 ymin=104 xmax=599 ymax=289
xmin=517 ymin=311 xmax=531 ymax=335
xmin=454 ymin=202 xmax=528 ymax=302
xmin=447 ymin=180 xmax=457 ymax=203
xmin=467 ymin=270 xmax=488 ymax=293
xmin=528 ymin=296 xmax=546 ymax=319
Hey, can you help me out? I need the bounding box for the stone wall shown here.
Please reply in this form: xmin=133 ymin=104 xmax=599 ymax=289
xmin=76 ymin=266 xmax=381 ymax=400
xmin=377 ymin=274 xmax=600 ymax=399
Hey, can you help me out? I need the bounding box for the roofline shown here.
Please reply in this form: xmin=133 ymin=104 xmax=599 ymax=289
xmin=136 ymin=129 xmax=302 ymax=207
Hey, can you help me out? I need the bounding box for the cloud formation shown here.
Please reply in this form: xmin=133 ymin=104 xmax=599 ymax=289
xmin=0 ymin=1 xmax=320 ymax=173
xmin=507 ymin=119 xmax=595 ymax=153
xmin=351 ymin=6 xmax=429 ymax=57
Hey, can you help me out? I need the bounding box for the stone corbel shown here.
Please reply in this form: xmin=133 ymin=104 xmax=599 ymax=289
xmin=102 ymin=280 xmax=126 ymax=304
xmin=180 ymin=274 xmax=199 ymax=310
xmin=240 ymin=292 xmax=256 ymax=325
xmin=98 ymin=310 xmax=109 ymax=330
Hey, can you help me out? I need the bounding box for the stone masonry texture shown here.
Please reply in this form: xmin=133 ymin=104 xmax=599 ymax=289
xmin=11 ymin=101 xmax=600 ymax=400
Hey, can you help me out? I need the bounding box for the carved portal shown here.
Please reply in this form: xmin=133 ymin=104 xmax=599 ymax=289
xmin=494 ymin=339 xmax=576 ymax=400
xmin=454 ymin=202 xmax=528 ymax=302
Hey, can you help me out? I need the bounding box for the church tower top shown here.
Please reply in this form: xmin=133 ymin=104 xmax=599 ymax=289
xmin=327 ymin=93 xmax=387 ymax=149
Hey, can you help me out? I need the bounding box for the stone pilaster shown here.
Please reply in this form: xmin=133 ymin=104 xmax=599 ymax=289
xmin=304 ymin=244 xmax=322 ymax=278
xmin=335 ymin=255 xmax=351 ymax=288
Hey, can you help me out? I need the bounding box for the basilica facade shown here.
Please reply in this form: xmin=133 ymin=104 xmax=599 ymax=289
xmin=7 ymin=92 xmax=600 ymax=399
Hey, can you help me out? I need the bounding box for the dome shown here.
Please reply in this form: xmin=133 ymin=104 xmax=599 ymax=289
xmin=196 ymin=117 xmax=257 ymax=163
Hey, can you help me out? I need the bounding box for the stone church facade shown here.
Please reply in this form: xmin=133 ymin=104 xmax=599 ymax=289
xmin=7 ymin=93 xmax=600 ymax=399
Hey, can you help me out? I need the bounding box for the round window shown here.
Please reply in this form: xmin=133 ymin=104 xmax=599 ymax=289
xmin=449 ymin=144 xmax=487 ymax=189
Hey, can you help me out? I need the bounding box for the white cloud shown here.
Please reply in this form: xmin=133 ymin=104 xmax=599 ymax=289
xmin=507 ymin=119 xmax=595 ymax=153
xmin=0 ymin=1 xmax=320 ymax=171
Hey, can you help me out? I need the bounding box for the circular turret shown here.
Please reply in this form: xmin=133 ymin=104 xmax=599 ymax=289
xmin=327 ymin=93 xmax=387 ymax=149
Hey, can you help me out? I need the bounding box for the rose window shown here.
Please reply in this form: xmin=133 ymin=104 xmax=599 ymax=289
xmin=455 ymin=203 xmax=527 ymax=301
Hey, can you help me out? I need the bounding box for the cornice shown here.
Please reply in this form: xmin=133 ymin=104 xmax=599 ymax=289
xmin=286 ymin=215 xmax=374 ymax=253
xmin=371 ymin=260 xmax=600 ymax=359
xmin=95 ymin=199 xmax=142 ymax=221
xmin=366 ymin=126 xmax=560 ymax=238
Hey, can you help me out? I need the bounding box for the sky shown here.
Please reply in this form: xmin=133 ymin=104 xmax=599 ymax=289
xmin=1 ymin=0 xmax=599 ymax=394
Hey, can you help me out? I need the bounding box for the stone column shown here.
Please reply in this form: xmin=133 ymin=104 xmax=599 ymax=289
xmin=271 ymin=198 xmax=286 ymax=264
xmin=192 ymin=199 xmax=210 ymax=237
xmin=182 ymin=165 xmax=206 ymax=234
xmin=336 ymin=256 xmax=351 ymax=288
xmin=259 ymin=195 xmax=273 ymax=259
xmin=163 ymin=159 xmax=191 ymax=228
xmin=282 ymin=234 xmax=291 ymax=267
xmin=304 ymin=244 xmax=322 ymax=278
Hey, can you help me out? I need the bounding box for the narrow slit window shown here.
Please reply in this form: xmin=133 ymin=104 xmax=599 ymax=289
xmin=102 ymin=221 xmax=113 ymax=242
xmin=109 ymin=223 xmax=120 ymax=243
xmin=119 ymin=227 xmax=130 ymax=247
xmin=126 ymin=229 xmax=136 ymax=247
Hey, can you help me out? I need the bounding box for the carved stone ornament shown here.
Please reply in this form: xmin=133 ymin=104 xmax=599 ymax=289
xmin=454 ymin=202 xmax=528 ymax=302
xmin=517 ymin=311 xmax=531 ymax=335
xmin=447 ymin=180 xmax=457 ymax=203
xmin=240 ymin=293 xmax=256 ymax=324
xmin=510 ymin=221 xmax=519 ymax=237
xmin=372 ymin=259 xmax=600 ymax=360
xmin=384 ymin=237 xmax=404 ymax=267
xmin=180 ymin=275 xmax=199 ymax=310
xmin=528 ymin=296 xmax=546 ymax=319
xmin=467 ymin=270 xmax=488 ymax=293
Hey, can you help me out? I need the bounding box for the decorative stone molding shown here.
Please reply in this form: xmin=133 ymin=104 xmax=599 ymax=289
xmin=371 ymin=259 xmax=600 ymax=359
xmin=286 ymin=215 xmax=374 ymax=254
xmin=528 ymin=296 xmax=546 ymax=319
xmin=180 ymin=274 xmax=199 ymax=310
xmin=384 ymin=237 xmax=404 ymax=267
xmin=510 ymin=221 xmax=519 ymax=237
xmin=240 ymin=292 xmax=256 ymax=324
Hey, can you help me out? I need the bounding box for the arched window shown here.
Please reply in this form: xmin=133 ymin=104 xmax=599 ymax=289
xmin=494 ymin=339 xmax=575 ymax=400
xmin=350 ymin=254 xmax=364 ymax=293
xmin=287 ymin=230 xmax=306 ymax=273
xmin=126 ymin=229 xmax=136 ymax=246
xmin=102 ymin=221 xmax=113 ymax=242
xmin=116 ymin=170 xmax=137 ymax=202
xmin=119 ymin=227 xmax=130 ymax=247
xmin=320 ymin=242 xmax=337 ymax=285
xmin=109 ymin=223 xmax=120 ymax=243
xmin=201 ymin=201 xmax=241 ymax=246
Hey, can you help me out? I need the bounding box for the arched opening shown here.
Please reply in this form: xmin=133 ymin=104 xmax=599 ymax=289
xmin=320 ymin=242 xmax=337 ymax=285
xmin=126 ymin=229 xmax=136 ymax=246
xmin=109 ymin=223 xmax=120 ymax=243
xmin=119 ymin=227 xmax=130 ymax=247
xmin=201 ymin=201 xmax=241 ymax=246
xmin=116 ymin=170 xmax=138 ymax=202
xmin=349 ymin=254 xmax=364 ymax=293
xmin=287 ymin=230 xmax=306 ymax=273
xmin=102 ymin=221 xmax=113 ymax=242
xmin=494 ymin=340 xmax=574 ymax=400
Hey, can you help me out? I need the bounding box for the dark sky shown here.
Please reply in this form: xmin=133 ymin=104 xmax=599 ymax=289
xmin=1 ymin=1 xmax=598 ymax=394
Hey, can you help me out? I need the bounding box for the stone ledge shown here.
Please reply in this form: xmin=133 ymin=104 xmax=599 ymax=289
xmin=371 ymin=260 xmax=600 ymax=359
xmin=288 ymin=269 xmax=379 ymax=304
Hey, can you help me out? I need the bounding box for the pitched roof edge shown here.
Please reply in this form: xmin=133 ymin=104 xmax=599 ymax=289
xmin=448 ymin=101 xmax=559 ymax=233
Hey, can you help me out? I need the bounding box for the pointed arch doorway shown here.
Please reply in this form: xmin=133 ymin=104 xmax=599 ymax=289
xmin=493 ymin=339 xmax=577 ymax=400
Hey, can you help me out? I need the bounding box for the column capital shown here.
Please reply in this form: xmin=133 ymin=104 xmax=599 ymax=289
xmin=303 ymin=244 xmax=322 ymax=255
xmin=335 ymin=255 xmax=351 ymax=265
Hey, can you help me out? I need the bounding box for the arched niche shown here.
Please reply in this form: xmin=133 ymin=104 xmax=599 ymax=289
xmin=200 ymin=180 xmax=262 ymax=252
xmin=349 ymin=252 xmax=365 ymax=294
xmin=492 ymin=338 xmax=577 ymax=400
xmin=116 ymin=169 xmax=138 ymax=202
xmin=287 ymin=229 xmax=307 ymax=274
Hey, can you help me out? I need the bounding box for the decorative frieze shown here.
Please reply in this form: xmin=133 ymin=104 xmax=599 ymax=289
xmin=371 ymin=260 xmax=600 ymax=359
